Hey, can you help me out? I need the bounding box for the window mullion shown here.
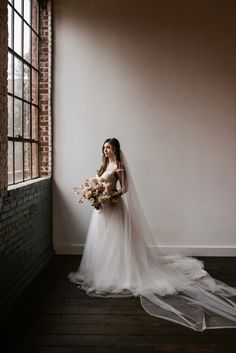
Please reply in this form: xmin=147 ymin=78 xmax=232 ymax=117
xmin=12 ymin=3 xmax=15 ymax=184
xmin=7 ymin=0 xmax=40 ymax=185
xmin=8 ymin=1 xmax=39 ymax=38
xmin=30 ymin=2 xmax=33 ymax=179
xmin=37 ymin=12 xmax=39 ymax=178
xmin=8 ymin=47 xmax=39 ymax=75
xmin=22 ymin=0 xmax=24 ymax=182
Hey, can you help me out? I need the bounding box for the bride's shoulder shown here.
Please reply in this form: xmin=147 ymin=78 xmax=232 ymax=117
xmin=114 ymin=162 xmax=126 ymax=176
xmin=115 ymin=161 xmax=124 ymax=169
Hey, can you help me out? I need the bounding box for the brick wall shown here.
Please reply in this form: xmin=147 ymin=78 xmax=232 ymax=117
xmin=0 ymin=0 xmax=53 ymax=316
xmin=0 ymin=179 xmax=53 ymax=314
xmin=39 ymin=0 xmax=52 ymax=176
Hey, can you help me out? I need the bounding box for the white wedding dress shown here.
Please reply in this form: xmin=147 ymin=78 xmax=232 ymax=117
xmin=68 ymin=151 xmax=236 ymax=331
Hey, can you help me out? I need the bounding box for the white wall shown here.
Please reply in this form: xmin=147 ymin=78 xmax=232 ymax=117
xmin=53 ymin=0 xmax=236 ymax=256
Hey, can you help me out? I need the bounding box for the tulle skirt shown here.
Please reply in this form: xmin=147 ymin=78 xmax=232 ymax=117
xmin=68 ymin=198 xmax=236 ymax=331
xmin=68 ymin=198 xmax=140 ymax=296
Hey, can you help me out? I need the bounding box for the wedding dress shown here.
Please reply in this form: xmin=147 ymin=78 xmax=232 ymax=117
xmin=68 ymin=150 xmax=236 ymax=331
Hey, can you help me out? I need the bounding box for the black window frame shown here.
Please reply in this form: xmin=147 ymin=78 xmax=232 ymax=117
xmin=7 ymin=0 xmax=40 ymax=186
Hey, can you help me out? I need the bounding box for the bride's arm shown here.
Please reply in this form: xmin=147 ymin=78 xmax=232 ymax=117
xmin=111 ymin=164 xmax=128 ymax=199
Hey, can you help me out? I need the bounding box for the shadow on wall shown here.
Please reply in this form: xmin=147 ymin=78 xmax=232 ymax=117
xmin=53 ymin=0 xmax=236 ymax=251
xmin=55 ymin=0 xmax=236 ymax=131
xmin=58 ymin=0 xmax=236 ymax=84
xmin=53 ymin=180 xmax=90 ymax=251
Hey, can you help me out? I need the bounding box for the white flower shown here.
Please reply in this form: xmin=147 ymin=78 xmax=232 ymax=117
xmin=73 ymin=176 xmax=115 ymax=209
xmin=85 ymin=190 xmax=92 ymax=198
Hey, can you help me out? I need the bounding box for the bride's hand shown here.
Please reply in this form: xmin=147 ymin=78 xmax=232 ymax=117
xmin=110 ymin=191 xmax=121 ymax=202
xmin=95 ymin=195 xmax=110 ymax=207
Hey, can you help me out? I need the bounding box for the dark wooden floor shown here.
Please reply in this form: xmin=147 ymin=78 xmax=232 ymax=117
xmin=1 ymin=255 xmax=236 ymax=353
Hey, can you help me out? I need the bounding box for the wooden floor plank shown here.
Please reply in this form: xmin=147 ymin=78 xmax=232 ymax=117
xmin=1 ymin=255 xmax=236 ymax=353
xmin=10 ymin=333 xmax=236 ymax=346
xmin=7 ymin=345 xmax=236 ymax=353
xmin=16 ymin=322 xmax=236 ymax=336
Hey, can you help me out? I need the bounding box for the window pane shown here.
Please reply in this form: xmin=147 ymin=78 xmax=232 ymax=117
xmin=14 ymin=12 xmax=22 ymax=55
xmin=14 ymin=56 xmax=23 ymax=98
xmin=24 ymin=23 xmax=31 ymax=62
xmin=8 ymin=52 xmax=13 ymax=93
xmin=32 ymin=31 xmax=38 ymax=69
xmin=24 ymin=103 xmax=31 ymax=139
xmin=8 ymin=4 xmax=13 ymax=48
xmin=14 ymin=98 xmax=22 ymax=137
xmin=32 ymin=0 xmax=39 ymax=33
xmin=8 ymin=95 xmax=13 ymax=137
xmin=23 ymin=64 xmax=30 ymax=101
xmin=14 ymin=0 xmax=22 ymax=15
xmin=24 ymin=0 xmax=31 ymax=24
xmin=8 ymin=141 xmax=13 ymax=185
xmin=24 ymin=142 xmax=31 ymax=180
xmin=8 ymin=0 xmax=40 ymax=186
xmin=32 ymin=105 xmax=38 ymax=140
xmin=8 ymin=0 xmax=40 ymax=184
xmin=32 ymin=143 xmax=38 ymax=178
xmin=15 ymin=142 xmax=23 ymax=183
xmin=32 ymin=68 xmax=38 ymax=105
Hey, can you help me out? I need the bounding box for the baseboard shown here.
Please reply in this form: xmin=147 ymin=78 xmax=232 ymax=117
xmin=157 ymin=246 xmax=236 ymax=256
xmin=0 ymin=246 xmax=54 ymax=318
xmin=54 ymin=243 xmax=85 ymax=255
xmin=54 ymin=243 xmax=236 ymax=257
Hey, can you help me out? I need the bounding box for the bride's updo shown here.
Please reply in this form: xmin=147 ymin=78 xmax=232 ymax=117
xmin=97 ymin=138 xmax=122 ymax=177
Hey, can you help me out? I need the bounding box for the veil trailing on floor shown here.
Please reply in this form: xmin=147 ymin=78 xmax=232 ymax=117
xmin=101 ymin=149 xmax=236 ymax=331
xmin=69 ymin=148 xmax=236 ymax=331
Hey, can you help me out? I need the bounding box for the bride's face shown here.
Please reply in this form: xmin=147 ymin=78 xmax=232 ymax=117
xmin=103 ymin=142 xmax=115 ymax=160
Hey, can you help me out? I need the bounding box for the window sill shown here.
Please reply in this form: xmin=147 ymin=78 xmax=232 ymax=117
xmin=7 ymin=176 xmax=51 ymax=191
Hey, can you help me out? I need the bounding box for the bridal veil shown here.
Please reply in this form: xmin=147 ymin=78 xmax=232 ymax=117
xmin=69 ymin=149 xmax=236 ymax=331
xmin=107 ymin=149 xmax=236 ymax=331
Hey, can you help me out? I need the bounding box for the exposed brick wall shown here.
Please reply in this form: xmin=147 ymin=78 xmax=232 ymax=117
xmin=39 ymin=0 xmax=52 ymax=177
xmin=0 ymin=0 xmax=8 ymax=190
xmin=0 ymin=0 xmax=54 ymax=316
xmin=0 ymin=178 xmax=53 ymax=315
xmin=0 ymin=0 xmax=52 ymax=185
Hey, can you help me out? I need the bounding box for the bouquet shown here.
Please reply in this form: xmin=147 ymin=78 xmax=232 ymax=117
xmin=73 ymin=177 xmax=116 ymax=210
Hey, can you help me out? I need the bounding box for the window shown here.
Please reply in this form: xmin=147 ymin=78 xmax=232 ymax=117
xmin=7 ymin=0 xmax=39 ymax=185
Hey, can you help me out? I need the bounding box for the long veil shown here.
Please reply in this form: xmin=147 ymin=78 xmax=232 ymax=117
xmin=69 ymin=149 xmax=236 ymax=331
xmin=116 ymin=149 xmax=236 ymax=331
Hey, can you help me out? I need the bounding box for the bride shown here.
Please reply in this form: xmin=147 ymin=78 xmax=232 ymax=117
xmin=68 ymin=137 xmax=236 ymax=331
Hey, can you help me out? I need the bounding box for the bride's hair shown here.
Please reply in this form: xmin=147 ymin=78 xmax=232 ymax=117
xmin=97 ymin=138 xmax=122 ymax=177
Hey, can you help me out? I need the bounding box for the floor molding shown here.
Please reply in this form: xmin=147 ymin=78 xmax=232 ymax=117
xmin=54 ymin=244 xmax=236 ymax=256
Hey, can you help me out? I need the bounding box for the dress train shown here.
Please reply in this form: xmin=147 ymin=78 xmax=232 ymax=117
xmin=68 ymin=153 xmax=236 ymax=331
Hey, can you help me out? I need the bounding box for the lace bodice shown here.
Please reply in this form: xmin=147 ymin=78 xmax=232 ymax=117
xmin=96 ymin=169 xmax=118 ymax=191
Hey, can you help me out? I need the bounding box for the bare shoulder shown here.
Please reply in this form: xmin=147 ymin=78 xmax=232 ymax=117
xmin=115 ymin=161 xmax=125 ymax=171
xmin=114 ymin=162 xmax=126 ymax=179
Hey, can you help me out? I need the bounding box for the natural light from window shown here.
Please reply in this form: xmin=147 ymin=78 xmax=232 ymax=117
xmin=7 ymin=0 xmax=39 ymax=185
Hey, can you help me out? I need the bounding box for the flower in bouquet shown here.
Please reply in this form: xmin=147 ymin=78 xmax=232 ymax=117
xmin=73 ymin=177 xmax=113 ymax=210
